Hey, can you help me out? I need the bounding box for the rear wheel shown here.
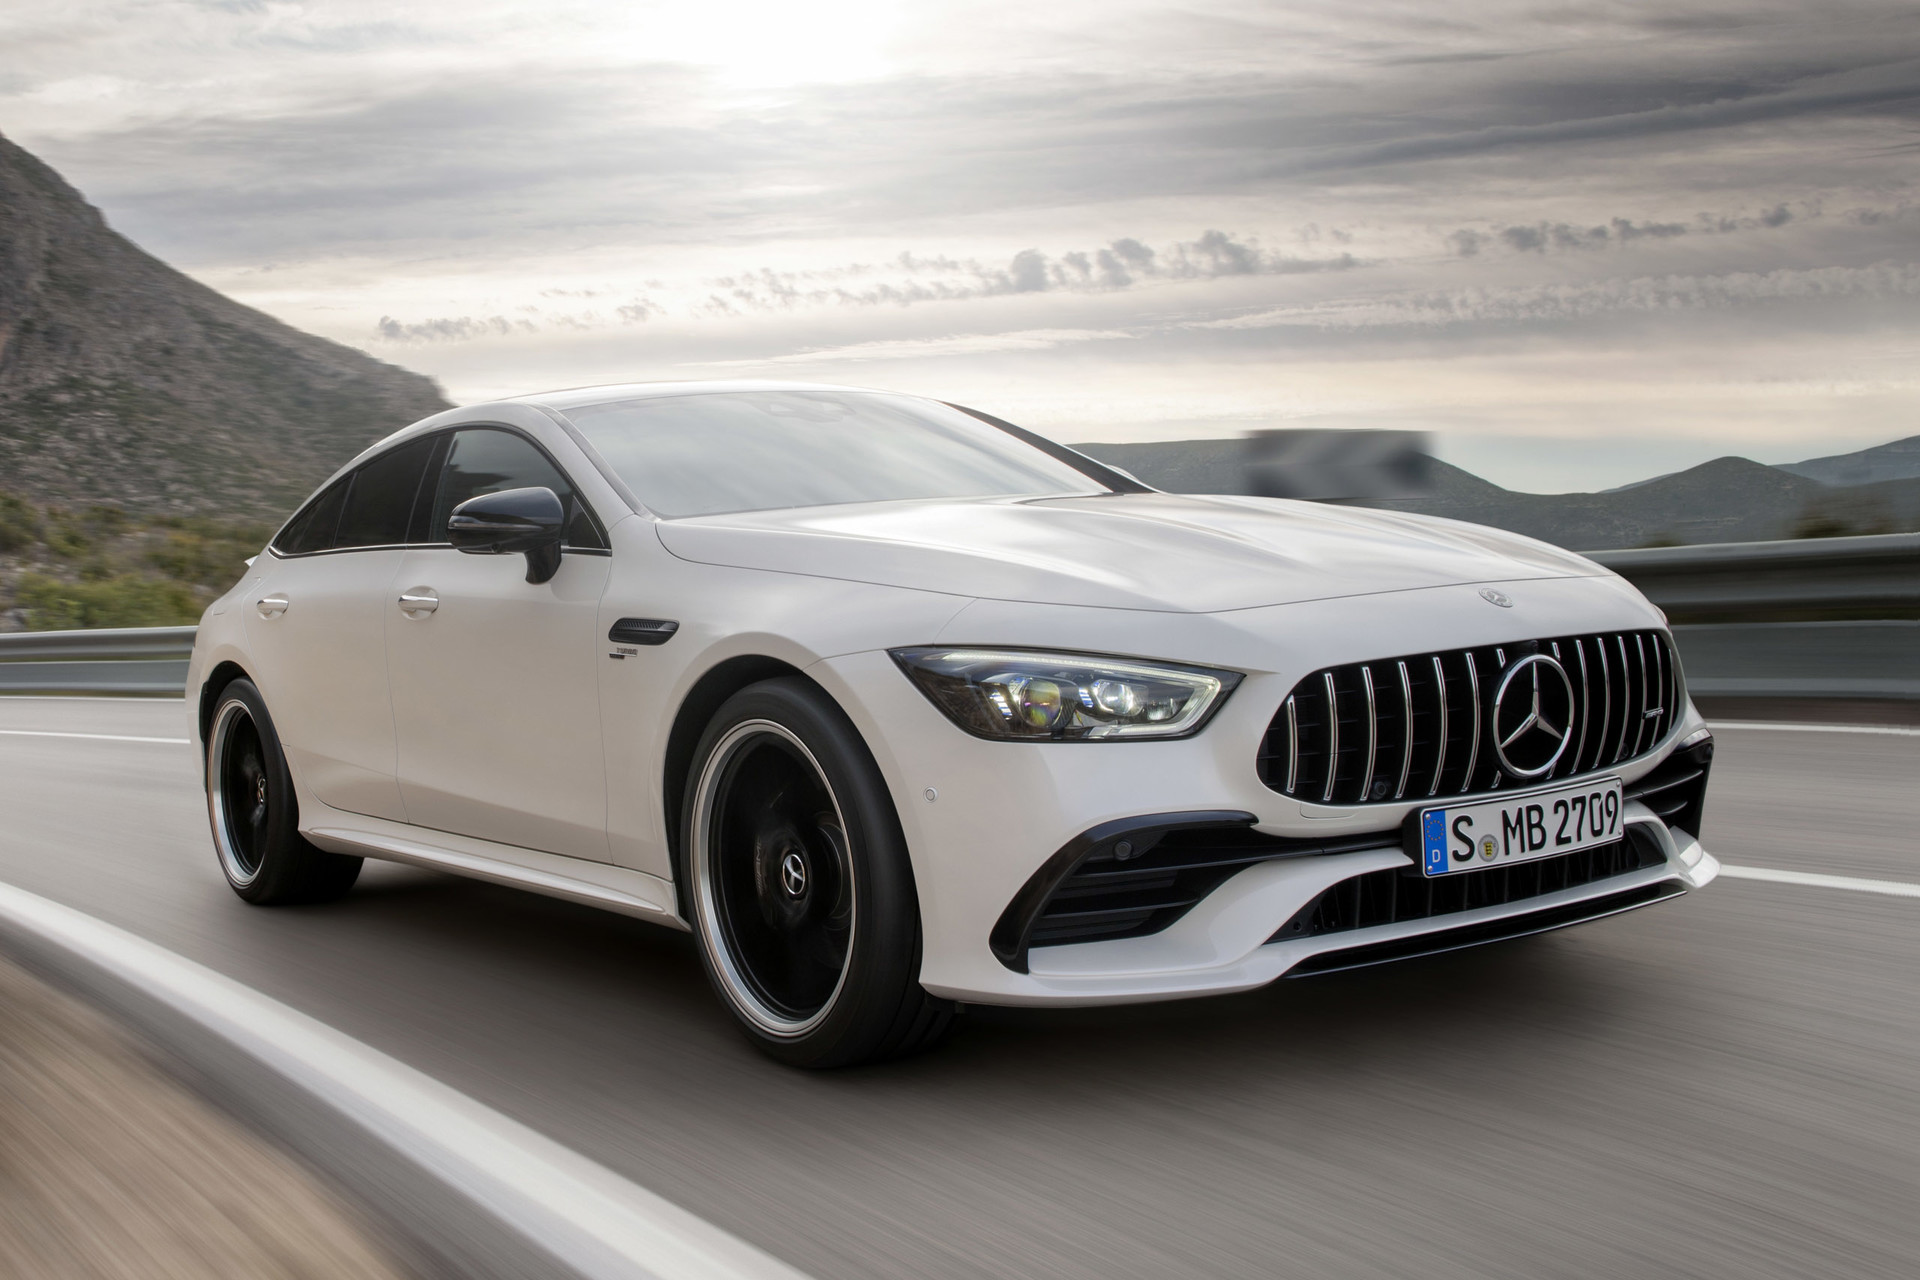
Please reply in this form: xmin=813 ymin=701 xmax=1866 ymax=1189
xmin=682 ymin=678 xmax=954 ymax=1067
xmin=206 ymin=679 xmax=361 ymax=904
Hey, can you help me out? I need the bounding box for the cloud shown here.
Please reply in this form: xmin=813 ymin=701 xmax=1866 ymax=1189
xmin=1195 ymin=260 xmax=1920 ymax=334
xmin=1449 ymin=205 xmax=1815 ymax=256
xmin=695 ymin=231 xmax=1358 ymax=316
xmin=700 ymin=328 xmax=1135 ymax=366
xmin=368 ymin=229 xmax=1360 ymax=342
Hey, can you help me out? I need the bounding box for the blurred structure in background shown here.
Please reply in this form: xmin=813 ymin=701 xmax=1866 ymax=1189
xmin=1242 ymin=429 xmax=1435 ymax=503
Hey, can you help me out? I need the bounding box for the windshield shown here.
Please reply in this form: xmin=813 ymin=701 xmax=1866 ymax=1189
xmin=562 ymin=390 xmax=1111 ymax=519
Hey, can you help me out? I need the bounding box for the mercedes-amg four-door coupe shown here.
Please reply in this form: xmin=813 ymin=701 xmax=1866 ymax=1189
xmin=188 ymin=382 xmax=1719 ymax=1065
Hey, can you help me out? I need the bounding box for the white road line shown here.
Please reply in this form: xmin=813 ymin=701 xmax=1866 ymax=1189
xmin=0 ymin=879 xmax=812 ymax=1280
xmin=1720 ymin=864 xmax=1920 ymax=898
xmin=0 ymin=729 xmax=190 ymax=745
xmin=0 ymin=695 xmax=187 ymax=703
xmin=1711 ymin=721 xmax=1920 ymax=737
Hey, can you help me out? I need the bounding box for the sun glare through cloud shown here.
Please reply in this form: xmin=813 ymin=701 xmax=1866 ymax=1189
xmin=617 ymin=0 xmax=900 ymax=87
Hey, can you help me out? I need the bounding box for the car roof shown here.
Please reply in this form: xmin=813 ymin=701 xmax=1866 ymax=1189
xmin=506 ymin=380 xmax=905 ymax=413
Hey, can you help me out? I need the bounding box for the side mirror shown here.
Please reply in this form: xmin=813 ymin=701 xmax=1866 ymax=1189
xmin=448 ymin=486 xmax=565 ymax=584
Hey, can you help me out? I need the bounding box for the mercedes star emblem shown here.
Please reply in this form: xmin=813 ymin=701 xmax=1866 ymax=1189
xmin=779 ymin=851 xmax=808 ymax=898
xmin=1491 ymin=653 xmax=1576 ymax=777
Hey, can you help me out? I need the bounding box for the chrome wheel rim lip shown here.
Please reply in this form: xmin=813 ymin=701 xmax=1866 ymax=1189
xmin=208 ymin=698 xmax=265 ymax=887
xmin=690 ymin=718 xmax=855 ymax=1039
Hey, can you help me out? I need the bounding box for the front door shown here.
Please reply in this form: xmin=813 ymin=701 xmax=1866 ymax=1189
xmin=385 ymin=426 xmax=613 ymax=861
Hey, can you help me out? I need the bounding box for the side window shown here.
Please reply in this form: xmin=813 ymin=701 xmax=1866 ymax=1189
xmin=334 ymin=436 xmax=438 ymax=550
xmin=428 ymin=428 xmax=606 ymax=549
xmin=273 ymin=477 xmax=349 ymax=555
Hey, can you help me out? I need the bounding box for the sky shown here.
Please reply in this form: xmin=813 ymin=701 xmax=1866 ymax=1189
xmin=3 ymin=1 xmax=1919 ymax=492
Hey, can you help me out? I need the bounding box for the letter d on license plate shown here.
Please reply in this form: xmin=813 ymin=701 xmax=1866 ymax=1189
xmin=1417 ymin=777 xmax=1624 ymax=877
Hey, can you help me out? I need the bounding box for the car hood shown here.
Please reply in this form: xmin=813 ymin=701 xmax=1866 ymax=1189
xmin=654 ymin=492 xmax=1609 ymax=613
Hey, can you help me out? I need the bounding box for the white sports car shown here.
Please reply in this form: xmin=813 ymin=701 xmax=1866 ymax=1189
xmin=188 ymin=382 xmax=1719 ymax=1066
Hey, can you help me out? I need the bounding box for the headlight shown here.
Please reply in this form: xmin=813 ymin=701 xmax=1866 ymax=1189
xmin=889 ymin=648 xmax=1242 ymax=741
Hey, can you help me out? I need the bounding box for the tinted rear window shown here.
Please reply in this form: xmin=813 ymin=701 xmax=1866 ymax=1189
xmin=273 ymin=478 xmax=349 ymax=555
xmin=335 ymin=437 xmax=436 ymax=550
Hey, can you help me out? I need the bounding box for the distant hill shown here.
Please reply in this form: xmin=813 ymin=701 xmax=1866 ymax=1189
xmin=0 ymin=130 xmax=449 ymax=519
xmin=1077 ymin=439 xmax=1920 ymax=550
xmin=1781 ymin=434 xmax=1920 ymax=486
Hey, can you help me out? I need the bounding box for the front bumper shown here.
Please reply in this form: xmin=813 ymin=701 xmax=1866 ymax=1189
xmin=808 ymin=578 xmax=1716 ymax=1007
xmin=954 ymin=814 xmax=1715 ymax=1008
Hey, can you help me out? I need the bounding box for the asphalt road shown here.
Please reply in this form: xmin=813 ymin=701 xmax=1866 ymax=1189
xmin=1 ymin=698 xmax=1915 ymax=1280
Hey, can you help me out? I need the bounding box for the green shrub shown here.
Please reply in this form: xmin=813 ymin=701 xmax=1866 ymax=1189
xmin=0 ymin=494 xmax=40 ymax=553
xmin=16 ymin=572 xmax=202 ymax=630
xmin=1789 ymin=499 xmax=1894 ymax=540
xmin=42 ymin=508 xmax=94 ymax=560
xmin=144 ymin=527 xmax=263 ymax=591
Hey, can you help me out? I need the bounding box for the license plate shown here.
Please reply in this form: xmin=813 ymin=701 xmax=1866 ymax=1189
xmin=1416 ymin=777 xmax=1624 ymax=877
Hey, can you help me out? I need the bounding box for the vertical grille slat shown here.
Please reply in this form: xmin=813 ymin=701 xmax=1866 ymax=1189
xmin=1395 ymin=660 xmax=1414 ymax=800
xmin=1462 ymin=652 xmax=1482 ymax=795
xmin=1595 ymin=639 xmax=1613 ymax=773
xmin=1262 ymin=631 xmax=1679 ymax=805
xmin=1612 ymin=634 xmax=1633 ymax=765
xmin=1284 ymin=696 xmax=1299 ymax=794
xmin=1572 ymin=639 xmax=1591 ymax=775
xmin=1358 ymin=665 xmax=1379 ymax=805
xmin=1321 ymin=671 xmax=1339 ymax=804
xmin=1632 ymin=633 xmax=1650 ymax=759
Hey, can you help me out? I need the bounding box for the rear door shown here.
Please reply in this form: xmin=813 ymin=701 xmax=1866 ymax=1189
xmin=385 ymin=426 xmax=614 ymax=860
xmin=242 ymin=436 xmax=437 ymax=821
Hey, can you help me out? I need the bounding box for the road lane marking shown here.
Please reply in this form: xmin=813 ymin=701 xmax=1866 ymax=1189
xmin=1712 ymin=721 xmax=1920 ymax=737
xmin=0 ymin=879 xmax=814 ymax=1280
xmin=0 ymin=729 xmax=190 ymax=745
xmin=0 ymin=695 xmax=187 ymax=703
xmin=1720 ymin=865 xmax=1920 ymax=898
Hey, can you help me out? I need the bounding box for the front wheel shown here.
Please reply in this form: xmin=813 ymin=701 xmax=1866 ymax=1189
xmin=682 ymin=678 xmax=953 ymax=1067
xmin=206 ymin=678 xmax=361 ymax=904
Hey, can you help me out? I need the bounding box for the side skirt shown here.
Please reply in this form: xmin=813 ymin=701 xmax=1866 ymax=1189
xmin=303 ymin=815 xmax=688 ymax=929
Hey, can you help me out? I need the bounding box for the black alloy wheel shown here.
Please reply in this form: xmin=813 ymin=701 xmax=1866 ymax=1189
xmin=206 ymin=678 xmax=362 ymax=905
xmin=214 ymin=704 xmax=272 ymax=882
xmin=702 ymin=722 xmax=855 ymax=1029
xmin=683 ymin=678 xmax=954 ymax=1067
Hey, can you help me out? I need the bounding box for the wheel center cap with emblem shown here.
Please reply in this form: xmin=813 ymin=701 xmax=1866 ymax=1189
xmin=779 ymin=851 xmax=808 ymax=898
xmin=1492 ymin=653 xmax=1575 ymax=777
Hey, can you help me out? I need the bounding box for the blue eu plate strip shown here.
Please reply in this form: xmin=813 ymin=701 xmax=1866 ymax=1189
xmin=1422 ymin=809 xmax=1449 ymax=875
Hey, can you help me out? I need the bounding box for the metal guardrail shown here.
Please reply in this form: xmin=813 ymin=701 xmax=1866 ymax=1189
xmin=0 ymin=626 xmax=195 ymax=695
xmin=1671 ymin=620 xmax=1918 ymax=702
xmin=1588 ymin=532 xmax=1920 ymax=617
xmin=1 ymin=535 xmax=1914 ymax=699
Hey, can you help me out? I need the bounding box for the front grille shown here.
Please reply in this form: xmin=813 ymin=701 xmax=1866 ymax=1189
xmin=1028 ymin=827 xmax=1398 ymax=951
xmin=1260 ymin=630 xmax=1681 ymax=806
xmin=1268 ymin=828 xmax=1668 ymax=945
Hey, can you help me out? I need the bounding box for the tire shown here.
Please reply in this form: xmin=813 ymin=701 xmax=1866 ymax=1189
xmin=681 ymin=677 xmax=955 ymax=1067
xmin=205 ymin=678 xmax=362 ymax=905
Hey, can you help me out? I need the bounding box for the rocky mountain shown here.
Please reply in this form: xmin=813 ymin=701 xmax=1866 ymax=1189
xmin=1078 ymin=439 xmax=1920 ymax=551
xmin=1780 ymin=434 xmax=1920 ymax=486
xmin=0 ymin=130 xmax=449 ymax=520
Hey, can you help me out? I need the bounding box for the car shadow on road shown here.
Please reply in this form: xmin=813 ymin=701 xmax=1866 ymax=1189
xmin=301 ymin=859 xmax=1655 ymax=1100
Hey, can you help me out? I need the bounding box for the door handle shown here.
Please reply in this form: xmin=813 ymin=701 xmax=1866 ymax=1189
xmin=256 ymin=593 xmax=289 ymax=618
xmin=397 ymin=587 xmax=439 ymax=619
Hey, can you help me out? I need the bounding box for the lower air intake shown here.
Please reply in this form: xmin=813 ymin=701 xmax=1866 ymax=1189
xmin=1269 ymin=826 xmax=1670 ymax=945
